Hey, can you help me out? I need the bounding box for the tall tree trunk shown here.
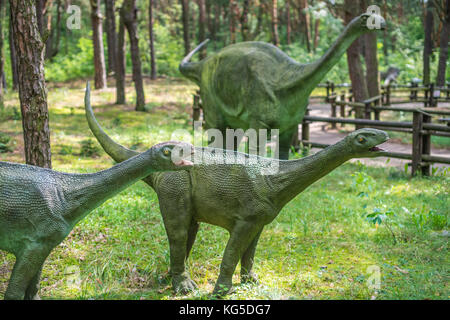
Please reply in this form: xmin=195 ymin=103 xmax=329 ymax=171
xmin=271 ymin=0 xmax=280 ymax=46
xmin=90 ymin=0 xmax=107 ymax=89
xmin=9 ymin=14 xmax=18 ymax=90
xmin=423 ymin=0 xmax=434 ymax=85
xmin=212 ymin=1 xmax=220 ymax=48
xmin=197 ymin=0 xmax=206 ymax=59
xmin=382 ymin=0 xmax=388 ymax=64
xmin=344 ymin=0 xmax=368 ymax=123
xmin=313 ymin=18 xmax=320 ymax=51
xmin=181 ymin=0 xmax=190 ymax=55
xmin=105 ymin=0 xmax=117 ymax=75
xmin=149 ymin=0 xmax=156 ymax=80
xmin=116 ymin=13 xmax=126 ymax=104
xmin=362 ymin=0 xmax=380 ymax=97
xmin=436 ymin=0 xmax=450 ymax=87
xmin=121 ymin=0 xmax=146 ymax=111
xmin=240 ymin=0 xmax=250 ymax=41
xmin=286 ymin=0 xmax=291 ymax=45
xmin=0 ymin=0 xmax=4 ymax=108
xmin=229 ymin=0 xmax=237 ymax=44
xmin=299 ymin=0 xmax=311 ymax=52
xmin=9 ymin=0 xmax=52 ymax=168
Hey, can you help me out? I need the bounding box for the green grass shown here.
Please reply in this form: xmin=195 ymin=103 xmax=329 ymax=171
xmin=0 ymin=78 xmax=449 ymax=300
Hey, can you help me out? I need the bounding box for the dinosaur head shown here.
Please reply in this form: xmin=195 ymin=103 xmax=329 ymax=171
xmin=346 ymin=128 xmax=389 ymax=158
xmin=149 ymin=141 xmax=195 ymax=170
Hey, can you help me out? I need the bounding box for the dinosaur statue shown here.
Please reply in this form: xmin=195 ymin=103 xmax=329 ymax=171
xmin=0 ymin=115 xmax=193 ymax=298
xmin=85 ymin=87 xmax=389 ymax=296
xmin=179 ymin=13 xmax=385 ymax=159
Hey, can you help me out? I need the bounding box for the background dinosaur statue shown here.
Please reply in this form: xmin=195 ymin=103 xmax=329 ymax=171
xmin=0 ymin=118 xmax=193 ymax=299
xmin=85 ymin=88 xmax=389 ymax=296
xmin=179 ymin=13 xmax=385 ymax=159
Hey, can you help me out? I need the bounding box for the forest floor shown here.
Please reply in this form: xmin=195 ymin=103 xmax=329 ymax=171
xmin=0 ymin=77 xmax=448 ymax=300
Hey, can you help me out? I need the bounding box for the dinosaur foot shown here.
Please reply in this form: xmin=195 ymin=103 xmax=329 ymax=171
xmin=172 ymin=273 xmax=198 ymax=294
xmin=241 ymin=271 xmax=259 ymax=284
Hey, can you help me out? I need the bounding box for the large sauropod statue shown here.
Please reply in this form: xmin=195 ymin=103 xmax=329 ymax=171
xmin=179 ymin=13 xmax=385 ymax=159
xmin=0 ymin=102 xmax=193 ymax=299
xmin=85 ymin=86 xmax=389 ymax=296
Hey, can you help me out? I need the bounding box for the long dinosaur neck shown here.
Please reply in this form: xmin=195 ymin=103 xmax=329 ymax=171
xmin=62 ymin=150 xmax=155 ymax=226
xmin=287 ymin=17 xmax=366 ymax=92
xmin=268 ymin=140 xmax=352 ymax=209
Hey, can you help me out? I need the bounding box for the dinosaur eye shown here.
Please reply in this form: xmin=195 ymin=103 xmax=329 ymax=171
xmin=358 ymin=136 xmax=366 ymax=143
xmin=163 ymin=148 xmax=170 ymax=156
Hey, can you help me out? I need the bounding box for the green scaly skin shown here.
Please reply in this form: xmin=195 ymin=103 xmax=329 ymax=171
xmin=85 ymin=86 xmax=389 ymax=296
xmin=0 ymin=91 xmax=193 ymax=299
xmin=179 ymin=13 xmax=385 ymax=159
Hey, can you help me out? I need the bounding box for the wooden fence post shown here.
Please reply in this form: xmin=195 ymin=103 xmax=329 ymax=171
xmin=447 ymin=82 xmax=450 ymax=101
xmin=374 ymin=97 xmax=381 ymax=121
xmin=422 ymin=113 xmax=431 ymax=176
xmin=301 ymin=108 xmax=310 ymax=146
xmin=330 ymin=95 xmax=337 ymax=129
xmin=424 ymin=85 xmax=429 ymax=107
xmin=364 ymin=100 xmax=372 ymax=120
xmin=340 ymin=91 xmax=346 ymax=126
xmin=385 ymin=84 xmax=391 ymax=105
xmin=325 ymin=81 xmax=330 ymax=102
xmin=411 ymin=111 xmax=423 ymax=177
xmin=410 ymin=81 xmax=418 ymax=101
xmin=429 ymin=83 xmax=436 ymax=107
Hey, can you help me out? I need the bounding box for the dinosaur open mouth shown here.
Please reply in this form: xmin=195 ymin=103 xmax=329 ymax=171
xmin=369 ymin=146 xmax=386 ymax=152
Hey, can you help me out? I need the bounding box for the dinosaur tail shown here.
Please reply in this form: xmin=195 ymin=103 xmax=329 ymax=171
xmin=84 ymin=81 xmax=139 ymax=163
xmin=179 ymin=39 xmax=210 ymax=84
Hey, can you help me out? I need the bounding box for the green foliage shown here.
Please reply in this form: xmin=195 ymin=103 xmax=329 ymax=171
xmin=45 ymin=37 xmax=95 ymax=83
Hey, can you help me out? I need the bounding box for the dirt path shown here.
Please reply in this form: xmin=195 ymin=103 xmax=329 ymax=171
xmin=302 ymin=102 xmax=450 ymax=170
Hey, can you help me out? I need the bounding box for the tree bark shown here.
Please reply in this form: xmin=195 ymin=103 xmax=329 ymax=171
xmin=105 ymin=0 xmax=118 ymax=75
xmin=423 ymin=0 xmax=434 ymax=85
xmin=436 ymin=0 xmax=450 ymax=87
xmin=299 ymin=0 xmax=311 ymax=52
xmin=344 ymin=0 xmax=368 ymax=123
xmin=90 ymin=0 xmax=107 ymax=89
xmin=9 ymin=0 xmax=52 ymax=168
xmin=0 ymin=0 xmax=4 ymax=107
xmin=121 ymin=0 xmax=146 ymax=111
xmin=149 ymin=0 xmax=156 ymax=80
xmin=229 ymin=0 xmax=237 ymax=44
xmin=9 ymin=13 xmax=18 ymax=90
xmin=271 ymin=0 xmax=280 ymax=46
xmin=313 ymin=17 xmax=320 ymax=52
xmin=286 ymin=0 xmax=291 ymax=45
xmin=240 ymin=0 xmax=250 ymax=41
xmin=197 ymin=0 xmax=206 ymax=59
xmin=116 ymin=13 xmax=126 ymax=104
xmin=181 ymin=0 xmax=190 ymax=55
xmin=364 ymin=31 xmax=380 ymax=98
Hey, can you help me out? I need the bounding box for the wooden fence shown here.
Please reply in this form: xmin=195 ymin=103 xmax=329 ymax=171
xmin=302 ymin=81 xmax=450 ymax=176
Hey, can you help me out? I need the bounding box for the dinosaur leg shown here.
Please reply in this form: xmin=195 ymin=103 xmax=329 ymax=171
xmin=24 ymin=266 xmax=43 ymax=300
xmin=213 ymin=221 xmax=263 ymax=296
xmin=159 ymin=193 xmax=197 ymax=294
xmin=4 ymin=244 xmax=51 ymax=300
xmin=240 ymin=228 xmax=263 ymax=284
xmin=186 ymin=220 xmax=200 ymax=259
xmin=279 ymin=130 xmax=296 ymax=160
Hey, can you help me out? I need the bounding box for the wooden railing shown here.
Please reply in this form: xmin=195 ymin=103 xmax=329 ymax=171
xmin=301 ymin=92 xmax=450 ymax=176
